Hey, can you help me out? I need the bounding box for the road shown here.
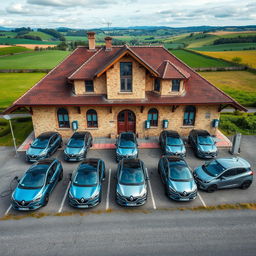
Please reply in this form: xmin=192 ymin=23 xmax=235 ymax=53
xmin=1 ymin=210 xmax=256 ymax=256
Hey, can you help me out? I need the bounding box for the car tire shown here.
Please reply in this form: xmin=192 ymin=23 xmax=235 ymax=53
xmin=59 ymin=141 xmax=63 ymax=148
xmin=44 ymin=194 xmax=49 ymax=206
xmin=58 ymin=170 xmax=63 ymax=181
xmin=206 ymin=185 xmax=217 ymax=193
xmin=240 ymin=181 xmax=252 ymax=190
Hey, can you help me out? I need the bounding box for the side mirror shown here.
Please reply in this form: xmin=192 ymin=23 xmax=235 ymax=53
xmin=146 ymin=176 xmax=150 ymax=181
xmin=102 ymin=177 xmax=106 ymax=182
xmin=29 ymin=143 xmax=31 ymax=146
xmin=14 ymin=176 xmax=20 ymax=182
xmin=68 ymin=173 xmax=72 ymax=181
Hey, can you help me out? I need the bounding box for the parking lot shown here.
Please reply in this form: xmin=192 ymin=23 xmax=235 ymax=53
xmin=0 ymin=135 xmax=255 ymax=218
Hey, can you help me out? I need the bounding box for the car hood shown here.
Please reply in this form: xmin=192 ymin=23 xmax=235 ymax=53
xmin=198 ymin=144 xmax=217 ymax=153
xmin=117 ymin=184 xmax=146 ymax=197
xmin=64 ymin=147 xmax=83 ymax=155
xmin=69 ymin=184 xmax=99 ymax=199
xmin=116 ymin=147 xmax=137 ymax=156
xmin=168 ymin=180 xmax=196 ymax=193
xmin=13 ymin=187 xmax=42 ymax=201
xmin=194 ymin=166 xmax=215 ymax=182
xmin=26 ymin=147 xmax=46 ymax=156
xmin=166 ymin=145 xmax=185 ymax=154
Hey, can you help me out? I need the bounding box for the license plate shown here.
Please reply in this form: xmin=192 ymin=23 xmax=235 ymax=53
xmin=127 ymin=203 xmax=136 ymax=206
xmin=19 ymin=208 xmax=29 ymax=211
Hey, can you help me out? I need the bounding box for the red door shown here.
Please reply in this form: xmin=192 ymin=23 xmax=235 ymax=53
xmin=117 ymin=110 xmax=136 ymax=134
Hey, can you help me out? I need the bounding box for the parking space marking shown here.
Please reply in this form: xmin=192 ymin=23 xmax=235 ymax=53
xmin=145 ymin=168 xmax=156 ymax=210
xmin=106 ymin=168 xmax=111 ymax=210
xmin=5 ymin=204 xmax=12 ymax=216
xmin=58 ymin=181 xmax=71 ymax=213
xmin=198 ymin=192 xmax=207 ymax=208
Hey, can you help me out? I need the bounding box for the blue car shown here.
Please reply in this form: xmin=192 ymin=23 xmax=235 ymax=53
xmin=68 ymin=158 xmax=105 ymax=208
xmin=12 ymin=159 xmax=63 ymax=211
xmin=26 ymin=132 xmax=62 ymax=162
xmin=64 ymin=132 xmax=93 ymax=162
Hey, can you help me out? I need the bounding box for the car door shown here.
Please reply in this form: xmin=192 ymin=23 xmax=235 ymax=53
xmin=218 ymin=168 xmax=238 ymax=188
xmin=52 ymin=134 xmax=59 ymax=151
xmin=48 ymin=163 xmax=58 ymax=192
xmin=48 ymin=136 xmax=55 ymax=154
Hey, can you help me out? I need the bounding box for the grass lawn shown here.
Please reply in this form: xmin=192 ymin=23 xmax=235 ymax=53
xmin=0 ymin=50 xmax=70 ymax=69
xmin=26 ymin=31 xmax=54 ymax=41
xmin=191 ymin=43 xmax=256 ymax=52
xmin=0 ymin=118 xmax=33 ymax=146
xmin=0 ymin=46 xmax=31 ymax=56
xmin=170 ymin=49 xmax=230 ymax=68
xmin=199 ymin=71 xmax=256 ymax=107
xmin=196 ymin=50 xmax=256 ymax=68
xmin=0 ymin=73 xmax=46 ymax=109
xmin=0 ymin=38 xmax=58 ymax=45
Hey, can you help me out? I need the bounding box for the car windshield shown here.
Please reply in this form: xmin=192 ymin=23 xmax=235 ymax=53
xmin=73 ymin=163 xmax=98 ymax=187
xmin=166 ymin=136 xmax=183 ymax=146
xmin=31 ymin=138 xmax=49 ymax=149
xmin=119 ymin=162 xmax=144 ymax=185
xmin=203 ymin=160 xmax=226 ymax=177
xmin=67 ymin=138 xmax=84 ymax=148
xmin=18 ymin=166 xmax=48 ymax=189
xmin=168 ymin=161 xmax=193 ymax=181
xmin=198 ymin=135 xmax=214 ymax=145
xmin=119 ymin=134 xmax=136 ymax=148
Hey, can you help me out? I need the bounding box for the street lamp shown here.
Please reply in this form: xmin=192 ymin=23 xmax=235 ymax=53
xmin=3 ymin=114 xmax=18 ymax=157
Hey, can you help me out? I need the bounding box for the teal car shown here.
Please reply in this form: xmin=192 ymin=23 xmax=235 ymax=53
xmin=68 ymin=158 xmax=105 ymax=208
xmin=11 ymin=159 xmax=63 ymax=211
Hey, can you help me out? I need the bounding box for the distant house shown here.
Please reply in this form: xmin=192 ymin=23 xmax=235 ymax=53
xmin=4 ymin=32 xmax=245 ymax=138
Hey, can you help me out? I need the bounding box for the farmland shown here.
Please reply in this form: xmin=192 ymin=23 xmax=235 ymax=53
xmin=0 ymin=38 xmax=58 ymax=45
xmin=199 ymin=71 xmax=256 ymax=107
xmin=0 ymin=50 xmax=70 ymax=69
xmin=0 ymin=46 xmax=31 ymax=56
xmin=191 ymin=43 xmax=256 ymax=51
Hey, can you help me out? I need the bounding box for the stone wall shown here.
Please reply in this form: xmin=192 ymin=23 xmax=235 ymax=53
xmin=161 ymin=80 xmax=185 ymax=96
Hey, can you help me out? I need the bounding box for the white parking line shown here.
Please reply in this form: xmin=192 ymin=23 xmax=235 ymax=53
xmin=145 ymin=168 xmax=156 ymax=210
xmin=5 ymin=204 xmax=12 ymax=216
xmin=198 ymin=192 xmax=207 ymax=208
xmin=106 ymin=169 xmax=111 ymax=210
xmin=58 ymin=181 xmax=71 ymax=213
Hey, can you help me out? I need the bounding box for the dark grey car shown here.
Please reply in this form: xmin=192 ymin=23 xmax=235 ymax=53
xmin=188 ymin=129 xmax=217 ymax=159
xmin=159 ymin=130 xmax=186 ymax=157
xmin=115 ymin=132 xmax=138 ymax=162
xmin=25 ymin=132 xmax=62 ymax=162
xmin=64 ymin=132 xmax=93 ymax=162
xmin=193 ymin=157 xmax=253 ymax=192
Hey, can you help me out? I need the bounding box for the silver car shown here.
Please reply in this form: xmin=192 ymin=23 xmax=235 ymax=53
xmin=193 ymin=157 xmax=253 ymax=192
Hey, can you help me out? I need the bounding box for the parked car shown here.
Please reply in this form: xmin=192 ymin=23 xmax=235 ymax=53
xmin=115 ymin=132 xmax=138 ymax=162
xmin=193 ymin=157 xmax=253 ymax=192
xmin=116 ymin=158 xmax=148 ymax=207
xmin=11 ymin=159 xmax=63 ymax=211
xmin=159 ymin=130 xmax=186 ymax=157
xmin=25 ymin=132 xmax=62 ymax=162
xmin=188 ymin=129 xmax=217 ymax=158
xmin=68 ymin=158 xmax=105 ymax=208
xmin=158 ymin=156 xmax=197 ymax=201
xmin=64 ymin=132 xmax=93 ymax=161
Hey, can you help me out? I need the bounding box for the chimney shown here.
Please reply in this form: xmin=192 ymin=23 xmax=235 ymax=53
xmin=105 ymin=36 xmax=112 ymax=51
xmin=87 ymin=31 xmax=96 ymax=50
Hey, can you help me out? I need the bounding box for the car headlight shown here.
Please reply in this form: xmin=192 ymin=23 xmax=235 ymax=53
xmin=32 ymin=197 xmax=42 ymax=202
xmin=90 ymin=192 xmax=99 ymax=200
xmin=116 ymin=191 xmax=122 ymax=197
xmin=168 ymin=186 xmax=176 ymax=193
xmin=68 ymin=191 xmax=74 ymax=199
xmin=40 ymin=151 xmax=47 ymax=156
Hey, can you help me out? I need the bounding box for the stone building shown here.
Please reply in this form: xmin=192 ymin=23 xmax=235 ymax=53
xmin=4 ymin=32 xmax=245 ymax=138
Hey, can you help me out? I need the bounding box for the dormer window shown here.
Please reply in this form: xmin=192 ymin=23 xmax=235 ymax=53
xmin=120 ymin=62 xmax=132 ymax=92
xmin=171 ymin=80 xmax=180 ymax=92
xmin=154 ymin=78 xmax=161 ymax=92
xmin=85 ymin=80 xmax=94 ymax=92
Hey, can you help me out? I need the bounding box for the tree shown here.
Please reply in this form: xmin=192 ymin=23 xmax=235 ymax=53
xmin=232 ymin=57 xmax=242 ymax=64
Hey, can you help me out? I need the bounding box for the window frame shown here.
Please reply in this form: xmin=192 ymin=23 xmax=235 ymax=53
xmin=86 ymin=109 xmax=98 ymax=128
xmin=85 ymin=80 xmax=94 ymax=93
xmin=183 ymin=105 xmax=196 ymax=126
xmin=57 ymin=108 xmax=70 ymax=128
xmin=154 ymin=78 xmax=161 ymax=92
xmin=148 ymin=108 xmax=159 ymax=127
xmin=171 ymin=79 xmax=180 ymax=92
xmin=120 ymin=62 xmax=132 ymax=92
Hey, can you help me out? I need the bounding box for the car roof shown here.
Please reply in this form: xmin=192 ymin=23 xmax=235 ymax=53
xmin=72 ymin=132 xmax=87 ymax=139
xmin=120 ymin=132 xmax=135 ymax=139
xmin=28 ymin=161 xmax=52 ymax=173
xmin=122 ymin=158 xmax=142 ymax=168
xmin=80 ymin=158 xmax=100 ymax=168
xmin=217 ymin=157 xmax=251 ymax=169
xmin=38 ymin=132 xmax=57 ymax=139
xmin=164 ymin=130 xmax=180 ymax=137
xmin=164 ymin=155 xmax=185 ymax=162
xmin=193 ymin=130 xmax=210 ymax=136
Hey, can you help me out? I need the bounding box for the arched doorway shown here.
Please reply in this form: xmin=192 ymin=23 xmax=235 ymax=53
xmin=117 ymin=110 xmax=136 ymax=134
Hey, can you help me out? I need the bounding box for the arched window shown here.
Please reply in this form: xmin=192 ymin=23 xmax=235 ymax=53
xmin=57 ymin=108 xmax=70 ymax=128
xmin=87 ymin=109 xmax=98 ymax=128
xmin=183 ymin=105 xmax=196 ymax=125
xmin=148 ymin=108 xmax=158 ymax=127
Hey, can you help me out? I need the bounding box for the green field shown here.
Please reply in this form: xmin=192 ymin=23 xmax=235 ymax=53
xmin=199 ymin=71 xmax=256 ymax=107
xmin=0 ymin=31 xmax=17 ymax=38
xmin=170 ymin=49 xmax=230 ymax=68
xmin=0 ymin=50 xmax=70 ymax=69
xmin=0 ymin=73 xmax=46 ymax=109
xmin=0 ymin=38 xmax=59 ymax=45
xmin=65 ymin=36 xmax=87 ymax=41
xmin=0 ymin=46 xmax=31 ymax=56
xmin=164 ymin=43 xmax=184 ymax=49
xmin=191 ymin=43 xmax=256 ymax=51
xmin=26 ymin=31 xmax=54 ymax=40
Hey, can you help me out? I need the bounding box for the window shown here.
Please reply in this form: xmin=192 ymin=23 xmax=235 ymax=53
xmin=154 ymin=78 xmax=161 ymax=92
xmin=57 ymin=108 xmax=70 ymax=128
xmin=85 ymin=80 xmax=94 ymax=92
xmin=148 ymin=108 xmax=158 ymax=127
xmin=183 ymin=105 xmax=196 ymax=126
xmin=120 ymin=62 xmax=132 ymax=92
xmin=172 ymin=80 xmax=180 ymax=92
xmin=86 ymin=109 xmax=98 ymax=128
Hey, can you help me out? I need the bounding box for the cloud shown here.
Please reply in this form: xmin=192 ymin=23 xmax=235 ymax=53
xmin=6 ymin=3 xmax=31 ymax=14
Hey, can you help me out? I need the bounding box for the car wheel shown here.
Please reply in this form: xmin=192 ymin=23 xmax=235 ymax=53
xmin=44 ymin=194 xmax=49 ymax=206
xmin=240 ymin=181 xmax=252 ymax=190
xmin=58 ymin=170 xmax=63 ymax=181
xmin=206 ymin=185 xmax=217 ymax=193
xmin=59 ymin=141 xmax=63 ymax=148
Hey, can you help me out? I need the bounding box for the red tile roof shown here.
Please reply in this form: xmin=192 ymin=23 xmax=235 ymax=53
xmin=3 ymin=45 xmax=246 ymax=114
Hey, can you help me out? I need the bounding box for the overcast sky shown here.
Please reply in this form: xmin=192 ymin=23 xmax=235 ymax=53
xmin=0 ymin=0 xmax=256 ymax=29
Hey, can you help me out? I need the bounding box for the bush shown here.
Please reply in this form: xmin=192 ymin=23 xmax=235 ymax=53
xmin=15 ymin=117 xmax=32 ymax=123
xmin=0 ymin=123 xmax=10 ymax=137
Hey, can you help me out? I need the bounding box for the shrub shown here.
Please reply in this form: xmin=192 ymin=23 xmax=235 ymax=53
xmin=0 ymin=123 xmax=10 ymax=137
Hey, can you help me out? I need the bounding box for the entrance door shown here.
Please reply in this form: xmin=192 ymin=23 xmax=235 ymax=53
xmin=117 ymin=110 xmax=136 ymax=134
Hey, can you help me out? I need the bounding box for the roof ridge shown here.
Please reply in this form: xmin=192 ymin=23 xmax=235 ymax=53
xmin=68 ymin=48 xmax=103 ymax=79
xmin=162 ymin=60 xmax=169 ymax=79
xmin=166 ymin=60 xmax=188 ymax=79
xmin=12 ymin=47 xmax=81 ymax=105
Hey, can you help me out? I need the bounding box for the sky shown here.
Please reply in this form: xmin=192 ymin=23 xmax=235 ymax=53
xmin=0 ymin=0 xmax=255 ymax=29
